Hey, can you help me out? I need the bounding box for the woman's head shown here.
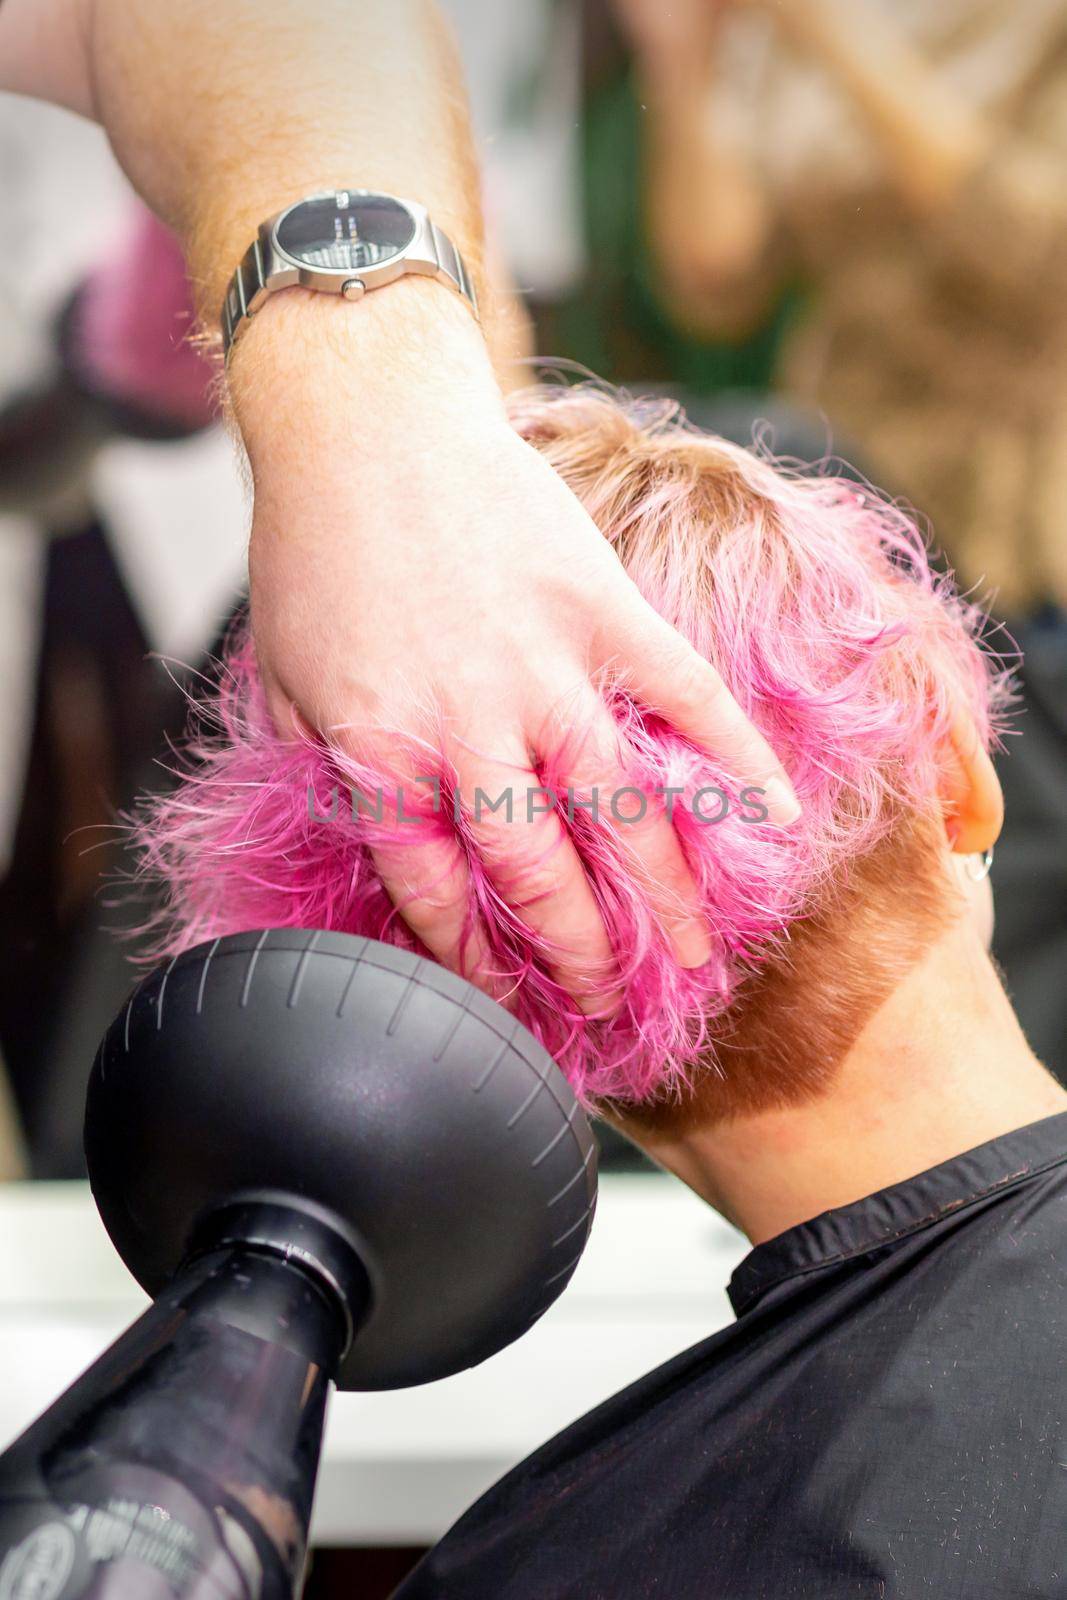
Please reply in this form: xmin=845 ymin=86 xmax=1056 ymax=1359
xmin=131 ymin=385 xmax=1009 ymax=1119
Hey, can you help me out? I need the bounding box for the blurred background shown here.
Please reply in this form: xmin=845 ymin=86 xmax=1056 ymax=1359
xmin=0 ymin=0 xmax=1065 ymax=1586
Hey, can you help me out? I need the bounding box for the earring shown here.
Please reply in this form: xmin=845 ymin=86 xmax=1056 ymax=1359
xmin=965 ymin=848 xmax=994 ymax=882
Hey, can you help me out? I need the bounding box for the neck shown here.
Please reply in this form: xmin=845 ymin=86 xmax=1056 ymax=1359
xmin=637 ymin=922 xmax=1067 ymax=1244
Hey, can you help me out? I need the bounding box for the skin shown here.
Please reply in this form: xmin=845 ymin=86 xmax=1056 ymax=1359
xmin=617 ymin=718 xmax=1067 ymax=1243
xmin=0 ymin=0 xmax=800 ymax=1013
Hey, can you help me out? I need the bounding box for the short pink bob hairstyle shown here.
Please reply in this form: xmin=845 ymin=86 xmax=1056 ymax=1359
xmin=130 ymin=386 xmax=1008 ymax=1109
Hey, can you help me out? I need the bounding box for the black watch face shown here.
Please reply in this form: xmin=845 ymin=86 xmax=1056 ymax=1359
xmin=274 ymin=191 xmax=417 ymax=273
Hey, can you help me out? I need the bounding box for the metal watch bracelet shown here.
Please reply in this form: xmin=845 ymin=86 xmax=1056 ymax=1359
xmin=221 ymin=216 xmax=476 ymax=358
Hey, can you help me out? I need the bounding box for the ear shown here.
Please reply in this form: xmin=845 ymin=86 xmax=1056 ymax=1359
xmin=941 ymin=706 xmax=1004 ymax=855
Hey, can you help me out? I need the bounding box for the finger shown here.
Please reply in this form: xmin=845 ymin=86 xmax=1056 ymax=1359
xmin=613 ymin=607 xmax=801 ymax=824
xmin=327 ymin=733 xmax=507 ymax=1000
xmin=369 ymin=831 xmax=507 ymax=999
xmin=361 ymin=774 xmax=503 ymax=993
xmin=559 ymin=692 xmax=713 ymax=969
xmin=456 ymin=740 xmax=625 ymax=1016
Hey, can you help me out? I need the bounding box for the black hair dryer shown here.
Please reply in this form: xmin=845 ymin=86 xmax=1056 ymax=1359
xmin=0 ymin=930 xmax=597 ymax=1598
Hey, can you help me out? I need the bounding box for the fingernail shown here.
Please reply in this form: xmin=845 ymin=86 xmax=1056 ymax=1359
xmin=672 ymin=917 xmax=714 ymax=970
xmin=762 ymin=776 xmax=802 ymax=825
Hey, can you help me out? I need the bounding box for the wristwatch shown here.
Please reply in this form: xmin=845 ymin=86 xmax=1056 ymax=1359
xmin=221 ymin=188 xmax=477 ymax=357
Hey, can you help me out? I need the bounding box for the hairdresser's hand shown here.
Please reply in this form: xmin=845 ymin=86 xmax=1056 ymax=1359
xmin=232 ymin=284 xmax=798 ymax=1013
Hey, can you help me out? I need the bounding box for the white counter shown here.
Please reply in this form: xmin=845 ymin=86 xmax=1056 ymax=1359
xmin=0 ymin=1177 xmax=746 ymax=1545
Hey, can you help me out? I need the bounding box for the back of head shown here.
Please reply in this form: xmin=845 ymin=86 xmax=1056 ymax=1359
xmin=131 ymin=385 xmax=1008 ymax=1121
xmin=509 ymin=388 xmax=1008 ymax=1127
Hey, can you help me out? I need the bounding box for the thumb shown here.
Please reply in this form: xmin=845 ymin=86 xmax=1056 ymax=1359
xmin=608 ymin=606 xmax=800 ymax=825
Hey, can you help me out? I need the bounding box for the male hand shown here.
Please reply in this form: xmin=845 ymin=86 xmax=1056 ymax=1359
xmin=234 ymin=285 xmax=798 ymax=1013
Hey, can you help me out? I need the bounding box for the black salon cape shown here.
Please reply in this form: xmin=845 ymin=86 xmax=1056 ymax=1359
xmin=395 ymin=1112 xmax=1067 ymax=1599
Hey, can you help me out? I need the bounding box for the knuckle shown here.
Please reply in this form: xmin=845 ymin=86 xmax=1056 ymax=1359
xmin=672 ymin=655 xmax=726 ymax=717
xmin=473 ymin=826 xmax=566 ymax=903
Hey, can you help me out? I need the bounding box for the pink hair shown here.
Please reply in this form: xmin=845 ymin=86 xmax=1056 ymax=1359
xmin=128 ymin=387 xmax=1010 ymax=1106
xmin=73 ymin=206 xmax=215 ymax=430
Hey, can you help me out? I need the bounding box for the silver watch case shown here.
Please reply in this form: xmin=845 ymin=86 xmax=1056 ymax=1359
xmin=222 ymin=189 xmax=476 ymax=355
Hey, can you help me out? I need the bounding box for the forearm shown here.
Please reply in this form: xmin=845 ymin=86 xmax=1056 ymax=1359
xmin=91 ymin=0 xmax=483 ymax=327
xmin=1 ymin=0 xmax=489 ymax=336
